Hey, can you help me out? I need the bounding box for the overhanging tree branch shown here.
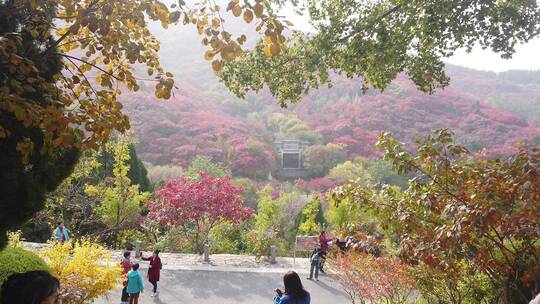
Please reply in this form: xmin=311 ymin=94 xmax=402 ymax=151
xmin=59 ymin=53 xmax=120 ymax=81
xmin=339 ymin=4 xmax=402 ymax=43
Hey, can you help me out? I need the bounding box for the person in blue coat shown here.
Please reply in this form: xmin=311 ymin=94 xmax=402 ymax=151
xmin=53 ymin=221 xmax=70 ymax=243
xmin=273 ymin=271 xmax=311 ymax=304
xmin=127 ymin=263 xmax=144 ymax=304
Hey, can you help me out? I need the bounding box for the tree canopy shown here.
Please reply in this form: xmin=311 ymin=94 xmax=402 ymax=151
xmin=219 ymin=0 xmax=540 ymax=104
xmin=3 ymin=0 xmax=538 ymax=156
xmin=1 ymin=0 xmax=539 ymax=247
xmin=333 ymin=129 xmax=540 ymax=303
xmin=147 ymin=172 xmax=253 ymax=253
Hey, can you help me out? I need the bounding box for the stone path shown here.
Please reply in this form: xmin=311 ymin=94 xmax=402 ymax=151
xmin=24 ymin=242 xmax=351 ymax=303
xmin=94 ymin=269 xmax=350 ymax=304
xmin=120 ymin=251 xmax=311 ymax=274
xmin=23 ymin=242 xmax=311 ymax=274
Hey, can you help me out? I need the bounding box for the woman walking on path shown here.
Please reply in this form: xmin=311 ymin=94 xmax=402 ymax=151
xmin=141 ymin=249 xmax=162 ymax=297
xmin=273 ymin=271 xmax=311 ymax=304
xmin=127 ymin=263 xmax=144 ymax=304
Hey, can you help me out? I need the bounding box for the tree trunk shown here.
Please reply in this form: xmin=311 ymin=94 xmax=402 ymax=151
xmin=503 ymin=279 xmax=511 ymax=304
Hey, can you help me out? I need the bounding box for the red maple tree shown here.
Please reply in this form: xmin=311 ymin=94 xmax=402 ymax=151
xmin=147 ymin=172 xmax=253 ymax=253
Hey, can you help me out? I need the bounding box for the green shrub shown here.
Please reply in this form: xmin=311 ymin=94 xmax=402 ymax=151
xmin=118 ymin=229 xmax=147 ymax=250
xmin=155 ymin=227 xmax=195 ymax=253
xmin=0 ymin=246 xmax=50 ymax=292
xmin=208 ymin=221 xmax=251 ymax=254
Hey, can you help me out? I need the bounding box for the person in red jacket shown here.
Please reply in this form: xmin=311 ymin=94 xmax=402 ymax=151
xmin=142 ymin=249 xmax=162 ymax=297
xmin=318 ymin=230 xmax=334 ymax=273
xmin=120 ymin=251 xmax=132 ymax=304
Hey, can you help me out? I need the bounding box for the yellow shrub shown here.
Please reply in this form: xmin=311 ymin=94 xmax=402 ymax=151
xmin=40 ymin=240 xmax=121 ymax=304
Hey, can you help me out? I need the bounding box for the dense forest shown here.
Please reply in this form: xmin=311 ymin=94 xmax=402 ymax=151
xmin=123 ymin=66 xmax=540 ymax=180
xmin=3 ymin=1 xmax=540 ymax=303
xmin=112 ymin=22 xmax=540 ymax=179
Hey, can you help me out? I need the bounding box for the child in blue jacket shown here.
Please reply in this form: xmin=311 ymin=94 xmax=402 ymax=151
xmin=127 ymin=263 xmax=144 ymax=304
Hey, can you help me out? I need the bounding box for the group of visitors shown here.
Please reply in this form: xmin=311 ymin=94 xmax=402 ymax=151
xmin=0 ymin=224 xmax=328 ymax=304
xmin=0 ymin=269 xmax=310 ymax=304
xmin=307 ymin=230 xmax=334 ymax=281
xmin=120 ymin=249 xmax=162 ymax=304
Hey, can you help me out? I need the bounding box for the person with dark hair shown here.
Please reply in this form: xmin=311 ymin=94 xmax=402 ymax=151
xmin=318 ymin=230 xmax=334 ymax=273
xmin=0 ymin=270 xmax=61 ymax=304
xmin=141 ymin=249 xmax=162 ymax=297
xmin=307 ymin=247 xmax=323 ymax=281
xmin=127 ymin=263 xmax=143 ymax=304
xmin=53 ymin=221 xmax=69 ymax=243
xmin=273 ymin=271 xmax=310 ymax=304
xmin=120 ymin=251 xmax=132 ymax=304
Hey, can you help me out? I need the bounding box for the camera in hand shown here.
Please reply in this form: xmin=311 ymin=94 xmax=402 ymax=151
xmin=275 ymin=288 xmax=283 ymax=297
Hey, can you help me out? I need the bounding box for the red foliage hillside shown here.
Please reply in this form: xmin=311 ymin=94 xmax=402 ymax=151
xmin=122 ymin=67 xmax=540 ymax=171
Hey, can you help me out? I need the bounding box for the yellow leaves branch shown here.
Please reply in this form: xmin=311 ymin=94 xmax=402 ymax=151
xmin=181 ymin=0 xmax=289 ymax=72
xmin=60 ymin=54 xmax=120 ymax=81
xmin=40 ymin=240 xmax=122 ymax=304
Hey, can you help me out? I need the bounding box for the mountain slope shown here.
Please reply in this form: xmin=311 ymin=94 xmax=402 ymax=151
xmin=122 ymin=23 xmax=540 ymax=170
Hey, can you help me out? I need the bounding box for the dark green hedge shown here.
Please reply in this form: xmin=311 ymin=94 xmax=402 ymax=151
xmin=0 ymin=246 xmax=50 ymax=292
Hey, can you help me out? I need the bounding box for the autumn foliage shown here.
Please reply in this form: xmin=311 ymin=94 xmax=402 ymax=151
xmin=123 ymin=67 xmax=540 ymax=177
xmin=295 ymin=178 xmax=337 ymax=193
xmin=40 ymin=240 xmax=121 ymax=304
xmin=328 ymin=251 xmax=415 ymax=304
xmin=147 ymin=172 xmax=253 ymax=253
xmin=334 ymin=130 xmax=540 ymax=303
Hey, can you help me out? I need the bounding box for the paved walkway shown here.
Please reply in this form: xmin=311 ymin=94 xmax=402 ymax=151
xmin=120 ymin=252 xmax=311 ymax=274
xmin=24 ymin=242 xmax=350 ymax=303
xmin=23 ymin=242 xmax=311 ymax=274
xmin=94 ymin=269 xmax=350 ymax=304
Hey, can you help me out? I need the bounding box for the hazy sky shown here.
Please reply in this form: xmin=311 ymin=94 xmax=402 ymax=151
xmin=281 ymin=5 xmax=540 ymax=73
xmin=445 ymin=38 xmax=540 ymax=72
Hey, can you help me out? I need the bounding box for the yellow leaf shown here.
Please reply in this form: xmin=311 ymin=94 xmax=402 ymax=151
xmin=256 ymin=22 xmax=263 ymax=31
xmin=220 ymin=45 xmax=236 ymax=62
xmin=253 ymin=3 xmax=263 ymax=18
xmin=269 ymin=43 xmax=280 ymax=56
xmin=226 ymin=1 xmax=236 ymax=11
xmin=166 ymin=72 xmax=173 ymax=77
xmin=13 ymin=106 xmax=26 ymax=121
xmin=30 ymin=29 xmax=39 ymax=38
xmin=212 ymin=60 xmax=222 ymax=72
xmin=264 ymin=34 xmax=274 ymax=44
xmin=155 ymin=88 xmax=163 ymax=98
xmin=221 ymin=31 xmax=231 ymax=40
xmin=204 ymin=50 xmax=215 ymax=61
xmin=232 ymin=4 xmax=242 ymax=17
xmin=169 ymin=11 xmax=181 ymax=23
xmin=243 ymin=10 xmax=254 ymax=23
xmin=264 ymin=45 xmax=273 ymax=58
xmin=212 ymin=17 xmax=220 ymax=27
